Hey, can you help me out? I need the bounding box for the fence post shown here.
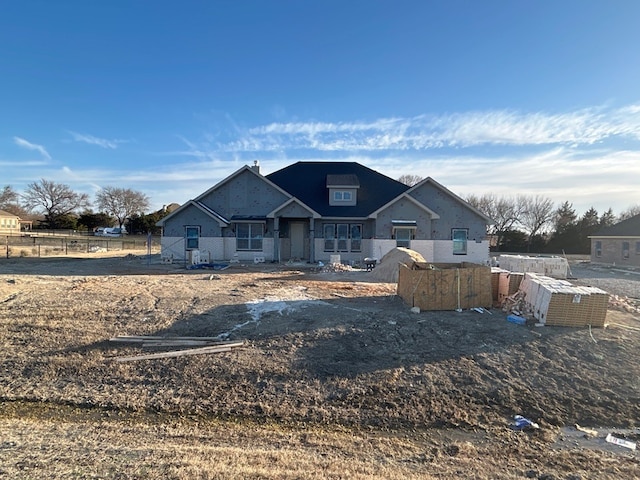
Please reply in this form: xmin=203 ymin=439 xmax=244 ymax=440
xmin=5 ymin=236 xmax=8 ymax=259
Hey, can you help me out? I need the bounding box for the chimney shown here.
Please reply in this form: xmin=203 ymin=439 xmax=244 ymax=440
xmin=250 ymin=160 xmax=260 ymax=173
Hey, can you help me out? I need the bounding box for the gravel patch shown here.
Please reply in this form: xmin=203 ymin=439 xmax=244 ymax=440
xmin=570 ymin=262 xmax=640 ymax=299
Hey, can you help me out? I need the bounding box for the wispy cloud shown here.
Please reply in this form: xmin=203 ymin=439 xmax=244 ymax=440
xmin=220 ymin=104 xmax=640 ymax=152
xmin=13 ymin=136 xmax=51 ymax=159
xmin=68 ymin=131 xmax=122 ymax=149
xmin=0 ymin=159 xmax=49 ymax=167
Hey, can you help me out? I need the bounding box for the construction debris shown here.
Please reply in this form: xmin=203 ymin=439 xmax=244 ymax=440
xmin=321 ymin=262 xmax=357 ymax=273
xmin=108 ymin=336 xmax=244 ymax=361
xmin=609 ymin=294 xmax=640 ymax=314
xmin=575 ymin=424 xmax=599 ymax=437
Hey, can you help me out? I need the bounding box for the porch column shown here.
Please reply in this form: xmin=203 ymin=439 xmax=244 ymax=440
xmin=273 ymin=216 xmax=280 ymax=263
xmin=309 ymin=217 xmax=315 ymax=263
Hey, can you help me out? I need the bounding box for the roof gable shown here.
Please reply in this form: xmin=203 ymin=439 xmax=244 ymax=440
xmin=266 ymin=161 xmax=409 ymax=217
xmin=156 ymin=200 xmax=229 ymax=227
xmin=267 ymin=198 xmax=321 ymax=219
xmin=195 ymin=165 xmax=291 ymax=203
xmin=369 ymin=193 xmax=440 ymax=219
xmin=407 ymin=177 xmax=493 ymax=224
xmin=0 ymin=209 xmax=19 ymax=218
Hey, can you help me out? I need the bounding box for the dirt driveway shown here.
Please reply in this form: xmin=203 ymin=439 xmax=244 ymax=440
xmin=1 ymin=252 xmax=639 ymax=479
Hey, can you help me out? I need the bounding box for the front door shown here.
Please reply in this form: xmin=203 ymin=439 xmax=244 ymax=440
xmin=290 ymin=222 xmax=305 ymax=259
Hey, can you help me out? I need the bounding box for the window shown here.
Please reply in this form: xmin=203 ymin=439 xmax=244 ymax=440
xmin=395 ymin=228 xmax=412 ymax=248
xmin=323 ymin=224 xmax=335 ymax=251
xmin=595 ymin=241 xmax=602 ymax=258
xmin=336 ymin=224 xmax=348 ymax=251
xmin=236 ymin=223 xmax=264 ymax=251
xmin=636 ymin=241 xmax=640 ymax=255
xmin=323 ymin=223 xmax=363 ymax=252
xmin=350 ymin=224 xmax=362 ymax=252
xmin=452 ymin=228 xmax=468 ymax=255
xmin=329 ymin=189 xmax=357 ymax=206
xmin=333 ymin=191 xmax=352 ymax=202
xmin=185 ymin=226 xmax=200 ymax=250
xmin=622 ymin=241 xmax=629 ymax=259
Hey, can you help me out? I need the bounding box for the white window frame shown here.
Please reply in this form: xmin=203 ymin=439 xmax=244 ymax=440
xmin=452 ymin=228 xmax=468 ymax=255
xmin=323 ymin=223 xmax=363 ymax=252
xmin=236 ymin=223 xmax=264 ymax=251
xmin=595 ymin=241 xmax=602 ymax=258
xmin=393 ymin=227 xmax=414 ymax=248
xmin=333 ymin=191 xmax=352 ymax=202
xmin=622 ymin=241 xmax=630 ymax=259
xmin=185 ymin=226 xmax=200 ymax=250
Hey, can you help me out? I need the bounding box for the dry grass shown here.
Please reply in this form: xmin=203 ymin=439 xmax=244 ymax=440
xmin=1 ymin=256 xmax=639 ymax=478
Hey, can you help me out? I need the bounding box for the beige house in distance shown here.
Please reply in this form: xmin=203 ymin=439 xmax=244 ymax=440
xmin=589 ymin=214 xmax=640 ymax=268
xmin=0 ymin=209 xmax=22 ymax=235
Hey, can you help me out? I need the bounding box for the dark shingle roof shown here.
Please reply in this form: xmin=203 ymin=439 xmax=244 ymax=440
xmin=266 ymin=162 xmax=409 ymax=217
xmin=326 ymin=174 xmax=360 ymax=187
xmin=592 ymin=214 xmax=640 ymax=236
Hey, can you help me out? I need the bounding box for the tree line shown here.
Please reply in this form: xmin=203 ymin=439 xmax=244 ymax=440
xmin=465 ymin=193 xmax=640 ymax=254
xmin=0 ymin=179 xmax=168 ymax=235
xmin=397 ymin=174 xmax=639 ymax=254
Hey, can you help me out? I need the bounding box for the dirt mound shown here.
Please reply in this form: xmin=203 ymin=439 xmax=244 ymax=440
xmin=369 ymin=247 xmax=425 ymax=283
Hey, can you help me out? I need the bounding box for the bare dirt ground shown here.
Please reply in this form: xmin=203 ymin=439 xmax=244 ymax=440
xmin=0 ymin=252 xmax=639 ymax=479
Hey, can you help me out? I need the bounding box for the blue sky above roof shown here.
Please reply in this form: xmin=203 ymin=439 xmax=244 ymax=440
xmin=1 ymin=1 xmax=640 ymax=216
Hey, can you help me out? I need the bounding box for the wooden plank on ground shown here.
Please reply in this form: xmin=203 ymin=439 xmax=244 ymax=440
xmin=113 ymin=343 xmax=243 ymax=362
xmin=109 ymin=335 xmax=227 ymax=342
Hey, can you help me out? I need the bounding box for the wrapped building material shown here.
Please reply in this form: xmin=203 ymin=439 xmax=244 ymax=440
xmin=518 ymin=273 xmax=609 ymax=327
xmin=499 ymin=255 xmax=569 ymax=279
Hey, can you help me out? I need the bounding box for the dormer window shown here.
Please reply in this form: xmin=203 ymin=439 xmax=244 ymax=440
xmin=333 ymin=191 xmax=352 ymax=202
xmin=327 ymin=174 xmax=359 ymax=206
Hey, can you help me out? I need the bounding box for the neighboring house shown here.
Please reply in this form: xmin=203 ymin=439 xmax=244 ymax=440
xmin=0 ymin=209 xmax=22 ymax=235
xmin=157 ymin=161 xmax=493 ymax=265
xmin=589 ymin=214 xmax=640 ymax=268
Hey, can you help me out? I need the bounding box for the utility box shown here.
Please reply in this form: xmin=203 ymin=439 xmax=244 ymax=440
xmin=398 ymin=262 xmax=492 ymax=311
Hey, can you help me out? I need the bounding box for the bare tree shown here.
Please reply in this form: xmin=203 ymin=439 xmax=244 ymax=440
xmin=466 ymin=193 xmax=523 ymax=250
xmin=518 ymin=194 xmax=555 ymax=252
xmin=96 ymin=187 xmax=150 ymax=229
xmin=22 ymin=179 xmax=90 ymax=228
xmin=397 ymin=174 xmax=424 ymax=187
xmin=0 ymin=185 xmax=19 ymax=209
xmin=618 ymin=204 xmax=640 ymax=222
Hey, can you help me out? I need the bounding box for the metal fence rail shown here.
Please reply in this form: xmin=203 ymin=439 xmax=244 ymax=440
xmin=2 ymin=234 xmax=160 ymax=258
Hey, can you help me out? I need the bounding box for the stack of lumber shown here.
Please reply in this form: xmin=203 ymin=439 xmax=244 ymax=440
xmin=518 ymin=273 xmax=609 ymax=327
xmin=499 ymin=255 xmax=569 ymax=279
xmin=109 ymin=336 xmax=244 ymax=362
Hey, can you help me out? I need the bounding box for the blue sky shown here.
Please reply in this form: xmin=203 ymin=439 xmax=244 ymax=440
xmin=2 ymin=1 xmax=640 ymax=217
